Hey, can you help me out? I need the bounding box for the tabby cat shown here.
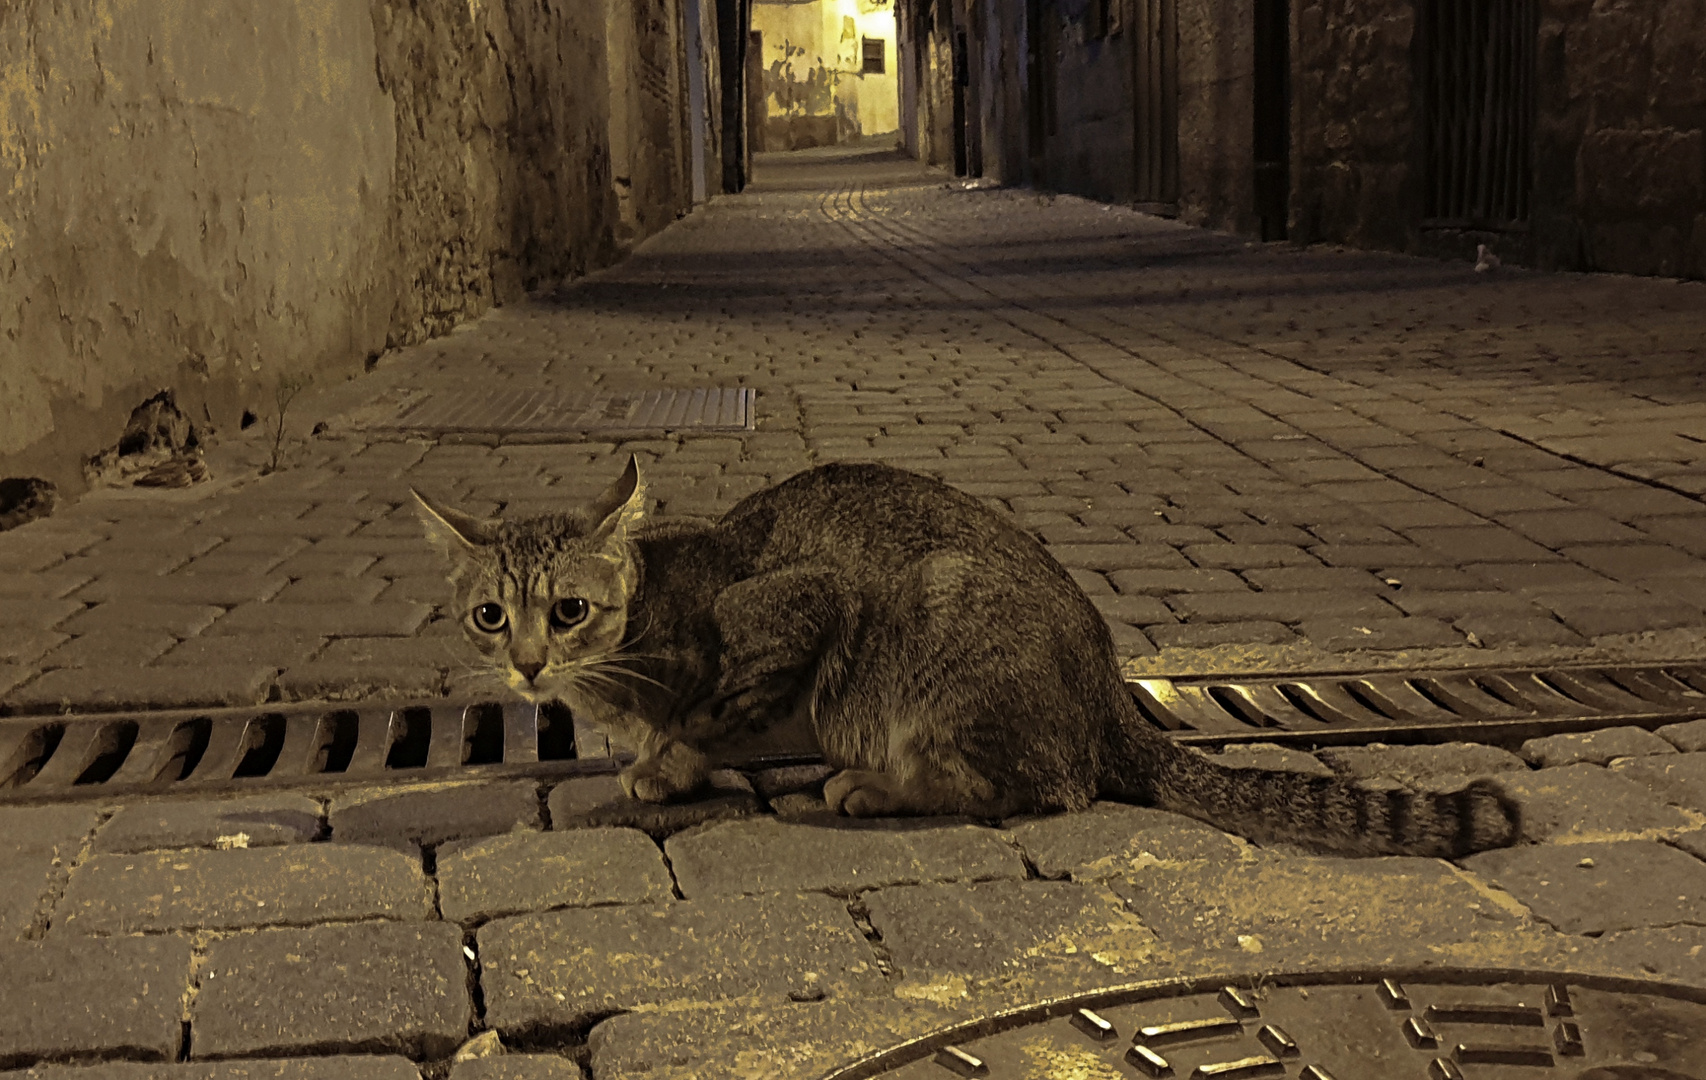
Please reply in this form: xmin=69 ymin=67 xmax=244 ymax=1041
xmin=415 ymin=457 xmax=1519 ymax=857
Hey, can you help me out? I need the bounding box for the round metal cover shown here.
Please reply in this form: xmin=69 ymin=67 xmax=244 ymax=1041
xmin=825 ymin=969 xmax=1706 ymax=1079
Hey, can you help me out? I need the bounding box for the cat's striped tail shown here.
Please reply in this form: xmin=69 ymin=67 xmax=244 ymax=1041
xmin=1112 ymin=722 xmax=1521 ymax=858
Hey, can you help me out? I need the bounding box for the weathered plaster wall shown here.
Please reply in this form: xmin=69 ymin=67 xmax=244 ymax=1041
xmin=1536 ymin=0 xmax=1706 ymax=277
xmin=1291 ymin=0 xmax=1415 ymax=250
xmin=753 ymin=0 xmax=899 ymax=150
xmin=1 ymin=0 xmax=620 ymax=491
xmin=1176 ymin=0 xmax=1257 ymax=234
xmin=1038 ymin=0 xmax=1135 ymax=201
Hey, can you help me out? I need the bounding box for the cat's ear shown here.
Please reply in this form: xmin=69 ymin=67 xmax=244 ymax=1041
xmin=589 ymin=454 xmax=647 ymax=542
xmin=412 ymin=488 xmax=498 ymax=556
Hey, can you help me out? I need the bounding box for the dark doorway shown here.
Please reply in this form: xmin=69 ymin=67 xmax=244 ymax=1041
xmin=952 ymin=28 xmax=969 ymax=175
xmin=1024 ymin=0 xmax=1053 ymax=184
xmin=716 ymin=0 xmax=749 ymax=192
xmin=1417 ymin=0 xmax=1536 ymax=227
xmin=1132 ymin=0 xmax=1179 ymax=204
xmin=1252 ymin=0 xmax=1290 ymax=239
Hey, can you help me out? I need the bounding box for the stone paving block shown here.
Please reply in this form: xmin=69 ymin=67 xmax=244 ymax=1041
xmin=1182 ymin=542 xmax=1315 ymax=569
xmin=1064 ymin=567 xmax=1111 ymax=596
xmin=1494 ymin=763 xmax=1695 ymax=843
xmin=0 ymin=569 xmax=91 ymax=600
xmin=1541 ymin=594 xmax=1706 ymax=637
xmin=1386 ymin=589 xmax=1541 ymax=617
xmin=0 ymin=1060 xmax=424 ymax=1080
xmin=1520 ymin=725 xmax=1679 ymax=768
xmin=437 ymin=828 xmax=674 ymax=921
xmin=270 ymin=577 xmax=389 ymax=604
xmin=5 ymin=665 xmax=277 ymax=712
xmin=1594 ymin=924 xmax=1706 ymax=988
xmin=0 ymin=934 xmax=192 ymax=1064
xmin=1461 ymin=840 xmax=1706 ymax=936
xmin=314 ymin=636 xmax=461 ymax=668
xmin=95 ymin=793 xmax=324 ymax=854
xmin=1106 ymin=568 xmax=1246 ymax=595
xmin=0 ymin=627 xmax=69 ymax=668
xmin=269 ymin=551 xmax=379 ymax=578
xmin=1609 ymin=753 xmax=1706 ymax=813
xmin=448 ymin=1056 xmax=580 ymax=1080
xmin=0 ymin=598 xmax=86 ymax=632
xmin=1209 ymin=743 xmax=1334 ymax=777
xmin=478 ymin=893 xmax=885 ymax=1032
xmin=1111 ymin=853 xmax=1526 ymax=959
xmin=1492 ymin=509 xmax=1646 ymax=546
xmin=1240 ymin=565 xmax=1385 ymax=590
xmin=153 ymin=633 xmax=328 ymax=668
xmin=1166 ymin=589 xmax=1396 ymax=623
xmin=329 ymin=780 xmax=541 ymax=851
xmin=1040 ymin=543 xmax=1188 ymax=571
xmin=1310 ymin=543 xmax=1459 ymax=568
xmin=207 ymin=602 xmax=433 ymax=636
xmin=665 ymin=817 xmax=1024 ymax=897
xmin=1452 ymin=612 xmax=1586 ymax=647
xmin=864 ymin=879 xmax=1157 ymax=991
xmin=194 ymin=922 xmax=469 ymax=1060
xmin=586 ymin=998 xmax=958 ymax=1080
xmin=1092 ymin=593 xmax=1174 ymax=625
xmin=275 ymin=662 xmax=444 ymax=702
xmin=1465 ymin=561 xmax=1617 ymax=592
xmin=0 ymin=804 xmax=104 ymax=862
xmin=1147 ymin=620 xmax=1297 ymax=648
xmin=74 ymin=574 xmax=291 ymax=606
xmin=56 ymin=597 xmax=221 ymax=641
xmin=1314 ymin=742 xmax=1529 ymax=791
xmin=1295 ymin=616 xmax=1465 ymax=651
xmin=56 ymin=843 xmax=432 ymax=933
xmin=0 ymin=857 xmax=58 ymax=943
xmin=37 ymin=630 xmax=179 ymax=667
xmin=547 ymin=772 xmax=760 ymax=838
xmin=1004 ymin=803 xmax=1245 ymax=880
xmin=1659 ymin=718 xmax=1706 ymax=752
xmin=1562 ymin=543 xmax=1702 ymax=580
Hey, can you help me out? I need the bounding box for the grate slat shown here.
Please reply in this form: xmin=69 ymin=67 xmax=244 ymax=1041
xmin=1350 ymin=678 xmax=1465 ymax=724
xmin=104 ymin=718 xmax=181 ymax=787
xmin=182 ymin=718 xmax=257 ymax=785
xmin=27 ymin=724 xmax=107 ymax=790
xmin=343 ymin=710 xmax=400 ymax=777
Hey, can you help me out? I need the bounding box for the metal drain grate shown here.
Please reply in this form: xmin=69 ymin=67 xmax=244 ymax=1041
xmin=5 ymin=661 xmax=1705 ymax=804
xmin=1136 ymin=661 xmax=1706 ymax=748
xmin=825 ymin=968 xmax=1706 ymax=1078
xmin=360 ymin=386 xmax=756 ymax=435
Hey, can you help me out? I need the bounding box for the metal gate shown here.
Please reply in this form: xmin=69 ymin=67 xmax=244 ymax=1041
xmin=1417 ymin=0 xmax=1537 ymax=228
xmin=1132 ymin=0 xmax=1179 ymax=204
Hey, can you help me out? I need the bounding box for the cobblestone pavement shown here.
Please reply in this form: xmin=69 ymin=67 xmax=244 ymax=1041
xmin=3 ymin=143 xmax=1706 ymax=1076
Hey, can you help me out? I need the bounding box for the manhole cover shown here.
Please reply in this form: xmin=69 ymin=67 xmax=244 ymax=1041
xmin=354 ymin=385 xmax=755 ymax=435
xmin=826 ymin=969 xmax=1706 ymax=1079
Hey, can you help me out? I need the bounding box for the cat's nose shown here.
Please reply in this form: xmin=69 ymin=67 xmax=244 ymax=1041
xmin=515 ymin=661 xmax=545 ymax=683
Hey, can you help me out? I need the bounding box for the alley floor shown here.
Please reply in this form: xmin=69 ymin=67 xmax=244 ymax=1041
xmin=3 ymin=143 xmax=1706 ymax=1077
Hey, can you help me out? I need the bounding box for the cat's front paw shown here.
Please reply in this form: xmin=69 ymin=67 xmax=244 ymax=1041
xmin=823 ymin=769 xmax=903 ymax=817
xmin=618 ymin=741 xmax=710 ymax=803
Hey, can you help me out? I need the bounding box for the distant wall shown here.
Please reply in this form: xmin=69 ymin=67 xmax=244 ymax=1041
xmin=0 ymin=0 xmax=622 ymax=492
xmin=1176 ymin=0 xmax=1256 ymax=235
xmin=752 ymin=0 xmax=899 ymax=150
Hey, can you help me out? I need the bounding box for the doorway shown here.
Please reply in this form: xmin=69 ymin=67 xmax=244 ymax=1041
xmin=1131 ymin=0 xmax=1179 ymax=204
xmin=1252 ymin=0 xmax=1290 ymax=239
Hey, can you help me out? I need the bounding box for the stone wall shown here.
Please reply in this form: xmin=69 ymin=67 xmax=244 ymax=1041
xmin=1176 ymin=0 xmax=1257 ymax=234
xmin=1036 ymin=0 xmax=1136 ymax=200
xmin=1535 ymin=0 xmax=1706 ymax=277
xmin=0 ymin=0 xmax=639 ymax=492
xmin=1291 ymin=0 xmax=1416 ymax=251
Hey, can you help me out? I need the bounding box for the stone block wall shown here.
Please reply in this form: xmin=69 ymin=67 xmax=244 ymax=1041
xmin=1536 ymin=0 xmax=1706 ymax=277
xmin=1176 ymin=0 xmax=1257 ymax=235
xmin=0 ymin=0 xmax=638 ymax=492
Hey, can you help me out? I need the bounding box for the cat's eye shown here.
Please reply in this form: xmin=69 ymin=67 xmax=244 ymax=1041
xmin=549 ymin=597 xmax=590 ymax=630
xmin=471 ymin=603 xmax=507 ymax=633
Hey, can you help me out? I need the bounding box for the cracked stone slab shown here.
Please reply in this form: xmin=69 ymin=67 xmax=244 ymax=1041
xmin=437 ymin=827 xmax=674 ymax=922
xmin=0 ymin=1060 xmax=423 ymax=1079
xmin=546 ymin=771 xmax=759 ymax=838
xmin=1314 ymin=741 xmax=1529 ymax=789
xmin=864 ymin=879 xmax=1160 ymax=1003
xmin=328 ymin=779 xmax=541 ymax=851
xmin=478 ymin=893 xmax=886 ymax=1032
xmin=664 ymin=817 xmax=1024 ymax=898
xmin=1206 ymin=743 xmax=1333 ymax=776
xmin=193 ymin=922 xmax=470 ymax=1060
xmin=55 ymin=844 xmax=432 ymax=934
xmin=1109 ymin=854 xmax=1531 ymax=962
xmin=1495 ymin=762 xmax=1697 ymax=841
xmin=1594 ymin=924 xmax=1706 ymax=988
xmin=1461 ymin=839 xmax=1706 ymax=935
xmin=1609 ymin=752 xmax=1706 ymax=813
xmin=0 ymin=934 xmax=192 ymax=1065
xmin=1520 ymin=724 xmax=1679 ymax=767
xmin=1004 ymin=802 xmax=1246 ymax=880
xmin=1659 ymin=718 xmax=1706 ymax=752
xmin=95 ymin=793 xmax=323 ymax=854
xmin=587 ymin=998 xmax=961 ymax=1080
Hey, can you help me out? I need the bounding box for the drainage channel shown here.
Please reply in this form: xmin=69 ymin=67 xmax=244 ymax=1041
xmin=3 ymin=661 xmax=1705 ymax=804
